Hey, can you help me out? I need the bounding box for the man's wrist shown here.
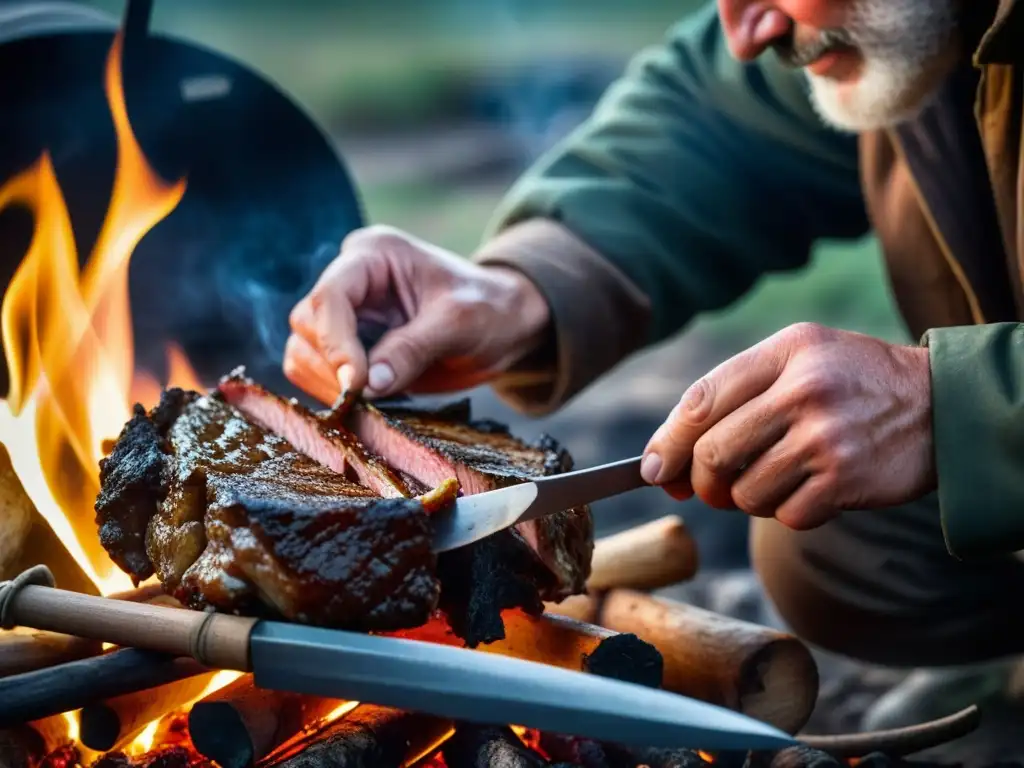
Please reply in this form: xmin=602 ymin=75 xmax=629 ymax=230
xmin=486 ymin=265 xmax=553 ymax=362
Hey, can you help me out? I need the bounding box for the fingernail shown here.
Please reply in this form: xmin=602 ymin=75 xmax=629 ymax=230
xmin=640 ymin=453 xmax=663 ymax=485
xmin=367 ymin=362 xmax=396 ymax=394
xmin=337 ymin=364 xmax=354 ymax=392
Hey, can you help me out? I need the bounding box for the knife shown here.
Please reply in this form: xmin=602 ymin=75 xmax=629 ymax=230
xmin=432 ymin=455 xmax=645 ymax=552
xmin=0 ymin=580 xmax=796 ymax=750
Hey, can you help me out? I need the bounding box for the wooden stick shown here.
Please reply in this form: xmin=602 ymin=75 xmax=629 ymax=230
xmin=0 ymin=586 xmax=180 ymax=679
xmin=188 ymin=674 xmax=346 ymax=768
xmin=593 ymin=590 xmax=818 ymax=735
xmin=0 ymin=443 xmax=98 ymax=597
xmin=587 ymin=515 xmax=698 ymax=592
xmin=0 ymin=628 xmax=102 ymax=679
xmin=544 ymin=515 xmax=698 ymax=623
xmin=262 ymin=703 xmax=453 ymax=768
xmin=800 ymin=704 xmax=981 ymax=758
xmin=79 ymin=669 xmax=219 ymax=751
xmin=0 ymin=648 xmax=209 ymax=727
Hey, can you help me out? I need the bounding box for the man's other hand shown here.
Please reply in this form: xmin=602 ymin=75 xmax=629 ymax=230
xmin=640 ymin=323 xmax=936 ymax=530
xmin=284 ymin=225 xmax=552 ymax=403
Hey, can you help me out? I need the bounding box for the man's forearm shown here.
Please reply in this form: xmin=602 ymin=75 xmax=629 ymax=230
xmin=472 ymin=218 xmax=651 ymax=415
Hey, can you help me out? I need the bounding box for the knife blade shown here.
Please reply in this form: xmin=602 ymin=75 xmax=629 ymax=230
xmin=4 ymin=582 xmax=797 ymax=751
xmin=250 ymin=621 xmax=795 ymax=751
xmin=431 ymin=455 xmax=645 ymax=552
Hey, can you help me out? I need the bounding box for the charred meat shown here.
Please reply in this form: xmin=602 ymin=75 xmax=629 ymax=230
xmin=96 ymin=388 xmax=455 ymax=632
xmin=95 ymin=370 xmax=593 ymax=643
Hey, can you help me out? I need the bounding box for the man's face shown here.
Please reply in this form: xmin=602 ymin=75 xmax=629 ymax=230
xmin=717 ymin=0 xmax=961 ymax=131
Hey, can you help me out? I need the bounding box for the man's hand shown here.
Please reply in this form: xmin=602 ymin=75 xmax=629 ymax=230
xmin=640 ymin=323 xmax=936 ymax=530
xmin=284 ymin=225 xmax=551 ymax=404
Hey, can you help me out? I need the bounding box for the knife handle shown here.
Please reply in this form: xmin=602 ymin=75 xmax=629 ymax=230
xmin=4 ymin=584 xmax=257 ymax=671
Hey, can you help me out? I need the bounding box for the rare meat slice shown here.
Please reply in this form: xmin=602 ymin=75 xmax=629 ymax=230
xmin=346 ymin=400 xmax=594 ymax=604
xmin=96 ymin=389 xmax=455 ymax=632
xmin=216 ymin=368 xmax=419 ymax=499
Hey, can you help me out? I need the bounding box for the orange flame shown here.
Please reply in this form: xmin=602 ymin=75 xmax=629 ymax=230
xmin=0 ymin=29 xmax=188 ymax=595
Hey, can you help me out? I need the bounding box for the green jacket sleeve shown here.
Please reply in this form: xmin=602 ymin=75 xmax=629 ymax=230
xmin=473 ymin=0 xmax=870 ymax=414
xmin=923 ymin=323 xmax=1024 ymax=559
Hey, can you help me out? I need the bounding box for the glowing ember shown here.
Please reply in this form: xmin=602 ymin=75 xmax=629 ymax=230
xmin=0 ymin=29 xmax=189 ymax=595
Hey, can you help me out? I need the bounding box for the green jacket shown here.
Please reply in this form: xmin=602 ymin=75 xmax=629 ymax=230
xmin=471 ymin=0 xmax=1024 ymax=561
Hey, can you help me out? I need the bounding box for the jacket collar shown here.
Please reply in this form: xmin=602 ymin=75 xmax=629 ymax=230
xmin=974 ymin=0 xmax=1024 ymax=65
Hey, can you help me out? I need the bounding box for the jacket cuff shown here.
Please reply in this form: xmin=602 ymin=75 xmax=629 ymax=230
xmin=472 ymin=218 xmax=651 ymax=416
xmin=922 ymin=323 xmax=1024 ymax=560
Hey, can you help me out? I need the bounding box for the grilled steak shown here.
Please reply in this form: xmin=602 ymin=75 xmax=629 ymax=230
xmin=95 ymin=388 xmax=456 ymax=631
xmin=346 ymin=400 xmax=594 ymax=599
xmin=96 ymin=370 xmax=592 ymax=644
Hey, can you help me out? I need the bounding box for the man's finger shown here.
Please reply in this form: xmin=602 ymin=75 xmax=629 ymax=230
xmin=282 ymin=333 xmax=342 ymax=404
xmin=641 ymin=335 xmax=791 ymax=485
xmin=365 ymin=305 xmax=469 ymax=397
xmin=309 ymin=282 xmax=370 ymax=393
xmin=689 ymin=388 xmax=790 ymax=509
xmin=773 ymin=475 xmax=839 ymax=531
xmin=729 ymin=433 xmax=810 ymax=517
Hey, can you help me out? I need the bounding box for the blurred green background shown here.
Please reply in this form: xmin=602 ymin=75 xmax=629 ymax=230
xmin=86 ymin=0 xmax=909 ymax=352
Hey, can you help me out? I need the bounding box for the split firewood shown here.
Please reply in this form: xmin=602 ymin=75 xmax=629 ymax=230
xmin=544 ymin=515 xmax=698 ymax=623
xmin=441 ymin=725 xmax=546 ymax=768
xmin=188 ymin=674 xmax=347 ymax=768
xmin=0 ymin=714 xmax=74 ymax=768
xmin=78 ymin=669 xmax=220 ymax=751
xmin=0 ymin=441 xmax=97 ymax=596
xmin=550 ymin=589 xmax=818 ymax=735
xmin=261 ymin=703 xmax=452 ymax=768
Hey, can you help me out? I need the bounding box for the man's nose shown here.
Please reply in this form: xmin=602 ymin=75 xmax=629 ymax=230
xmin=717 ymin=0 xmax=792 ymax=60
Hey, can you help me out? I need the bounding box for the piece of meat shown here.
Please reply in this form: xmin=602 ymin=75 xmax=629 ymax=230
xmin=217 ymin=368 xmax=419 ymax=499
xmin=346 ymin=400 xmax=594 ymax=601
xmin=97 ymin=389 xmax=456 ymax=632
xmin=94 ymin=389 xmax=197 ymax=584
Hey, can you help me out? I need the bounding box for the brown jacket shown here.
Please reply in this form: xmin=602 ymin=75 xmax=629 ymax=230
xmin=472 ymin=0 xmax=1024 ymax=560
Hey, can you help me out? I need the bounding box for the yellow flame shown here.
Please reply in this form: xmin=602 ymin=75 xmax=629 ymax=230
xmin=0 ymin=30 xmax=186 ymax=595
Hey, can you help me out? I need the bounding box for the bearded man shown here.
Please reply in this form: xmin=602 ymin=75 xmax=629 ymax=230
xmin=284 ymin=0 xmax=1024 ymax=728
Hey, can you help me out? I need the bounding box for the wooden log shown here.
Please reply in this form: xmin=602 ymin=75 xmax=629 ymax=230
xmin=587 ymin=515 xmax=698 ymax=592
xmin=188 ymin=674 xmax=346 ymax=768
xmin=0 ymin=714 xmax=74 ymax=768
xmin=544 ymin=515 xmax=698 ymax=623
xmin=595 ymin=590 xmax=818 ymax=735
xmin=0 ymin=587 xmax=179 ymax=679
xmin=262 ymin=703 xmax=453 ymax=768
xmin=0 ymin=627 xmax=101 ymax=679
xmin=0 ymin=441 xmax=98 ymax=597
xmin=78 ymin=668 xmax=219 ymax=751
xmin=0 ymin=648 xmax=209 ymax=727
xmin=442 ymin=725 xmax=545 ymax=768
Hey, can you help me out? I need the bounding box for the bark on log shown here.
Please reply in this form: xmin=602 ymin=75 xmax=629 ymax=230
xmin=0 ymin=648 xmax=209 ymax=727
xmin=0 ymin=441 xmax=97 ymax=597
xmin=0 ymin=714 xmax=73 ymax=768
xmin=545 ymin=515 xmax=698 ymax=623
xmin=79 ymin=669 xmax=220 ymax=751
xmin=442 ymin=725 xmax=545 ymax=768
xmin=596 ymin=590 xmax=818 ymax=734
xmin=262 ymin=703 xmax=452 ymax=768
xmin=188 ymin=675 xmax=346 ymax=768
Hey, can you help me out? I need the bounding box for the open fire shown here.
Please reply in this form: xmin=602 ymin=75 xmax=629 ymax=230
xmin=0 ymin=17 xmax=988 ymax=768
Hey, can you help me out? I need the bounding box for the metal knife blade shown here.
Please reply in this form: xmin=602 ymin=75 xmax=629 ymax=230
xmin=431 ymin=455 xmax=645 ymax=552
xmin=250 ymin=621 xmax=796 ymax=751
